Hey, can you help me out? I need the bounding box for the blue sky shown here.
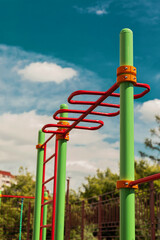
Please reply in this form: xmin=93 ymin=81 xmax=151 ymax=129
xmin=0 ymin=0 xmax=160 ymax=191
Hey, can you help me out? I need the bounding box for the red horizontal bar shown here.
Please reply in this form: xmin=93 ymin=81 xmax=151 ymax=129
xmin=40 ymin=224 xmax=52 ymax=228
xmin=42 ymin=118 xmax=104 ymax=134
xmin=43 ymin=176 xmax=54 ymax=185
xmin=1 ymin=194 xmax=35 ymax=199
xmin=134 ymin=83 xmax=150 ymax=99
xmin=41 ymin=199 xmax=53 ymax=207
xmin=44 ymin=153 xmax=55 ymax=164
xmin=129 ymin=173 xmax=160 ymax=187
xmin=68 ymin=89 xmax=120 ymax=107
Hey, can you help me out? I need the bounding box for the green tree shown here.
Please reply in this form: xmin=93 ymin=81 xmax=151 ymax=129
xmin=0 ymin=167 xmax=35 ymax=240
xmin=139 ymin=115 xmax=160 ymax=162
xmin=79 ymin=168 xmax=119 ymax=200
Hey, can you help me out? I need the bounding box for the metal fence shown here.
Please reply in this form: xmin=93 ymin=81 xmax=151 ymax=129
xmin=65 ymin=181 xmax=160 ymax=240
xmin=1 ymin=182 xmax=160 ymax=239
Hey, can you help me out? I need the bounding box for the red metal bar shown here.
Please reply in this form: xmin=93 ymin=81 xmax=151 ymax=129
xmin=41 ymin=199 xmax=53 ymax=207
xmin=51 ymin=139 xmax=59 ymax=240
xmin=134 ymin=83 xmax=150 ymax=99
xmin=44 ymin=153 xmax=55 ymax=164
xmin=1 ymin=195 xmax=35 ymax=199
xmin=40 ymin=144 xmax=47 ymax=240
xmin=42 ymin=176 xmax=54 ymax=185
xmin=129 ymin=173 xmax=160 ymax=187
xmin=41 ymin=133 xmax=56 ymax=148
xmin=40 ymin=224 xmax=52 ymax=228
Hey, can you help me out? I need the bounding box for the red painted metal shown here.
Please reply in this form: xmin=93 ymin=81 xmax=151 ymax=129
xmin=51 ymin=139 xmax=59 ymax=240
xmin=40 ymin=224 xmax=52 ymax=228
xmin=40 ymin=144 xmax=47 ymax=240
xmin=41 ymin=200 xmax=53 ymax=207
xmin=129 ymin=173 xmax=160 ymax=187
xmin=43 ymin=176 xmax=54 ymax=185
xmin=1 ymin=195 xmax=35 ymax=199
xmin=44 ymin=153 xmax=55 ymax=164
xmin=42 ymin=82 xmax=150 ymax=136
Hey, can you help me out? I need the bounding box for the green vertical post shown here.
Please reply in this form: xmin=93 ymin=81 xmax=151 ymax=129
xmin=120 ymin=28 xmax=135 ymax=240
xmin=42 ymin=191 xmax=48 ymax=240
xmin=55 ymin=104 xmax=68 ymax=240
xmin=19 ymin=198 xmax=24 ymax=240
xmin=33 ymin=130 xmax=45 ymax=240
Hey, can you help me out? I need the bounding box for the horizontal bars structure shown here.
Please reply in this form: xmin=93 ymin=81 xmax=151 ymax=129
xmin=42 ymin=82 xmax=150 ymax=136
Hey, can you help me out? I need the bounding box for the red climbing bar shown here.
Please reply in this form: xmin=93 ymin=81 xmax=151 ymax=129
xmin=43 ymin=176 xmax=54 ymax=185
xmin=44 ymin=153 xmax=55 ymax=164
xmin=1 ymin=195 xmax=35 ymax=199
xmin=41 ymin=199 xmax=53 ymax=207
xmin=40 ymin=224 xmax=52 ymax=228
xmin=129 ymin=173 xmax=160 ymax=187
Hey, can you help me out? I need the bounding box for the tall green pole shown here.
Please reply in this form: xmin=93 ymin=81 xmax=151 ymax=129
xmin=19 ymin=198 xmax=24 ymax=240
xmin=55 ymin=104 xmax=68 ymax=240
xmin=42 ymin=191 xmax=48 ymax=240
xmin=120 ymin=28 xmax=135 ymax=240
xmin=33 ymin=130 xmax=45 ymax=240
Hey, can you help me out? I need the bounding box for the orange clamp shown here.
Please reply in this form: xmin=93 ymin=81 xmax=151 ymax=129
xmin=56 ymin=121 xmax=70 ymax=141
xmin=36 ymin=144 xmax=44 ymax=149
xmin=117 ymin=65 xmax=137 ymax=85
xmin=116 ymin=180 xmax=138 ymax=189
xmin=44 ymin=196 xmax=49 ymax=200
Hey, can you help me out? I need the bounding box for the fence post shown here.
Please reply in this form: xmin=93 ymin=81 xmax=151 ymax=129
xmin=119 ymin=28 xmax=135 ymax=240
xmin=27 ymin=201 xmax=31 ymax=240
xmin=33 ymin=130 xmax=45 ymax=240
xmin=150 ymin=181 xmax=155 ymax=240
xmin=98 ymin=196 xmax=102 ymax=240
xmin=81 ymin=200 xmax=85 ymax=240
xmin=68 ymin=204 xmax=71 ymax=239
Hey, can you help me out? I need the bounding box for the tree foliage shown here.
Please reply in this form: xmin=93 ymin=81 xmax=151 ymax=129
xmin=139 ymin=115 xmax=160 ymax=162
xmin=0 ymin=167 xmax=35 ymax=240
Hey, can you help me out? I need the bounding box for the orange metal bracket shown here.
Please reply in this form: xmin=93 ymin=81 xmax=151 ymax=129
xmin=36 ymin=144 xmax=45 ymax=149
xmin=56 ymin=121 xmax=70 ymax=141
xmin=116 ymin=180 xmax=138 ymax=189
xmin=117 ymin=65 xmax=137 ymax=85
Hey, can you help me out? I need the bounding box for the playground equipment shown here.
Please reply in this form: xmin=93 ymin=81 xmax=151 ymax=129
xmin=32 ymin=28 xmax=160 ymax=240
xmin=0 ymin=194 xmax=35 ymax=239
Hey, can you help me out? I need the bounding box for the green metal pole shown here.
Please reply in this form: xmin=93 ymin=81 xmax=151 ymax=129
xmin=120 ymin=28 xmax=135 ymax=240
xmin=55 ymin=104 xmax=68 ymax=240
xmin=19 ymin=198 xmax=24 ymax=240
xmin=33 ymin=130 xmax=45 ymax=240
xmin=42 ymin=191 xmax=48 ymax=240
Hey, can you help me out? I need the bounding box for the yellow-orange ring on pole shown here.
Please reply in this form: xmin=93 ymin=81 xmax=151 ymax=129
xmin=56 ymin=121 xmax=70 ymax=141
xmin=117 ymin=65 xmax=137 ymax=76
xmin=44 ymin=197 xmax=48 ymax=200
xmin=117 ymin=74 xmax=137 ymax=85
xmin=0 ymin=194 xmax=2 ymax=197
xmin=36 ymin=144 xmax=45 ymax=149
xmin=116 ymin=180 xmax=138 ymax=189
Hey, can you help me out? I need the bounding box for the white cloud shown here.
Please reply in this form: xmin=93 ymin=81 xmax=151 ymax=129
xmin=135 ymin=99 xmax=160 ymax=122
xmin=17 ymin=62 xmax=77 ymax=83
xmin=155 ymin=73 xmax=160 ymax=81
xmin=87 ymin=7 xmax=108 ymax=15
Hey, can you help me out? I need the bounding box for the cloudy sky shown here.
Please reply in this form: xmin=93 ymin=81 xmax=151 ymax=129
xmin=0 ymin=0 xmax=160 ymax=191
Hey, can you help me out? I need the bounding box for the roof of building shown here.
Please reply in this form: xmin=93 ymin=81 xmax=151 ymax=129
xmin=0 ymin=170 xmax=15 ymax=178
